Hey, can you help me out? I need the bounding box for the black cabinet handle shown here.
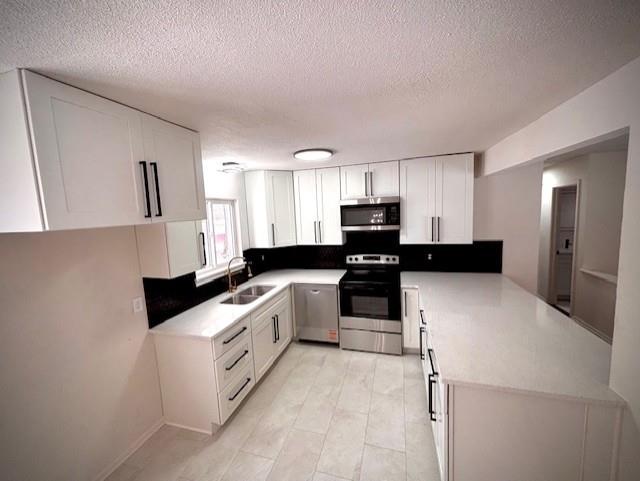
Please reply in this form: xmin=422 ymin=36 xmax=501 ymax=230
xmin=419 ymin=326 xmax=425 ymax=360
xmin=427 ymin=348 xmax=438 ymax=375
xmin=404 ymin=291 xmax=407 ymax=317
xmin=225 ymin=350 xmax=249 ymax=371
xmin=150 ymin=162 xmax=162 ymax=217
xmin=428 ymin=373 xmax=436 ymax=422
xmin=437 ymin=216 xmax=440 ymax=243
xmin=431 ymin=216 xmax=435 ymax=242
xmin=272 ymin=316 xmax=277 ymax=343
xmin=200 ymin=232 xmax=207 ymax=266
xmin=222 ymin=326 xmax=247 ymax=345
xmin=228 ymin=377 xmax=251 ymax=401
xmin=419 ymin=309 xmax=426 ymax=326
xmin=276 ymin=314 xmax=280 ymax=341
xmin=271 ymin=224 xmax=275 ymax=246
xmin=139 ymin=161 xmax=151 ymax=218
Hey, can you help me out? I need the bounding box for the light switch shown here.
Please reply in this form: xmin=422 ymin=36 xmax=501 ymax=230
xmin=132 ymin=297 xmax=144 ymax=313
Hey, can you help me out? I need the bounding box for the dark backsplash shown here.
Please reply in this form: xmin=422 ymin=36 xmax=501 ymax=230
xmin=144 ymin=234 xmax=502 ymax=328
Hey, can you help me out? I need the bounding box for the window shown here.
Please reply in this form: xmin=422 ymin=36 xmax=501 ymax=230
xmin=196 ymin=199 xmax=242 ymax=285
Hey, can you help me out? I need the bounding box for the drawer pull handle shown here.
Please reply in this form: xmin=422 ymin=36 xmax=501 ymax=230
xmin=427 ymin=348 xmax=438 ymax=375
xmin=222 ymin=326 xmax=247 ymax=345
xmin=228 ymin=377 xmax=251 ymax=401
xmin=419 ymin=309 xmax=426 ymax=326
xmin=419 ymin=326 xmax=425 ymax=360
xmin=428 ymin=373 xmax=436 ymax=422
xmin=225 ymin=350 xmax=249 ymax=371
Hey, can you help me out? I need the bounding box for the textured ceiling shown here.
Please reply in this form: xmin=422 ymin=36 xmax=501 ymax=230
xmin=2 ymin=1 xmax=640 ymax=170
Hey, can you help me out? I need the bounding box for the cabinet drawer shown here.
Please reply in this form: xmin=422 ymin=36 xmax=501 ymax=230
xmin=214 ymin=335 xmax=253 ymax=392
xmin=212 ymin=316 xmax=250 ymax=360
xmin=219 ymin=365 xmax=255 ymax=424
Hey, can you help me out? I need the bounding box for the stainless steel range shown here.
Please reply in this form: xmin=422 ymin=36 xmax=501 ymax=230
xmin=338 ymin=254 xmax=402 ymax=355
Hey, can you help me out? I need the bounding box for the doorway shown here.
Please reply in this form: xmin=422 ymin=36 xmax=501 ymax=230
xmin=549 ymin=184 xmax=579 ymax=315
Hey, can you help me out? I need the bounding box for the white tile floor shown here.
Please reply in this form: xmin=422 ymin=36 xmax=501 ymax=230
xmin=107 ymin=342 xmax=440 ymax=481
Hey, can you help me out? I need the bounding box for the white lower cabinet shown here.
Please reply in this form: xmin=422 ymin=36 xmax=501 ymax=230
xmin=252 ymin=290 xmax=293 ymax=382
xmin=152 ymin=288 xmax=292 ymax=433
xmin=402 ymin=288 xmax=420 ymax=351
xmin=416 ymin=297 xmax=623 ymax=481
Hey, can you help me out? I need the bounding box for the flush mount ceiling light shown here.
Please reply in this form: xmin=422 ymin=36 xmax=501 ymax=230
xmin=220 ymin=161 xmax=244 ymax=173
xmin=293 ymin=149 xmax=334 ymax=161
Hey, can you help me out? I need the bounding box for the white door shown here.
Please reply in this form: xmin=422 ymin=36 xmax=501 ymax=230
xmin=316 ymin=167 xmax=342 ymax=244
xmin=251 ymin=313 xmax=277 ymax=382
xmin=293 ymin=170 xmax=319 ymax=245
xmin=22 ymin=70 xmax=149 ymax=230
xmin=368 ymin=161 xmax=399 ymax=197
xmin=267 ymin=171 xmax=297 ymax=246
xmin=340 ymin=164 xmax=368 ymax=199
xmin=402 ymin=288 xmax=420 ymax=350
xmin=274 ymin=298 xmax=292 ymax=356
xmin=142 ymin=115 xmax=205 ymax=223
xmin=435 ymin=153 xmax=474 ymax=244
xmin=400 ymin=157 xmax=436 ymax=244
xmin=166 ymin=221 xmax=204 ymax=277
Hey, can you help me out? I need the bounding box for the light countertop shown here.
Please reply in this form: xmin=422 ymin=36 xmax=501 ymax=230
xmin=401 ymin=272 xmax=624 ymax=405
xmin=150 ymin=269 xmax=345 ymax=340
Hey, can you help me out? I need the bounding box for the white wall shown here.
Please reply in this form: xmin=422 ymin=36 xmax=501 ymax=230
xmin=201 ymin=162 xmax=250 ymax=251
xmin=0 ymin=227 xmax=163 ymax=481
xmin=537 ymin=152 xmax=627 ymax=339
xmin=474 ymin=162 xmax=543 ymax=294
xmin=483 ymin=56 xmax=640 ymax=479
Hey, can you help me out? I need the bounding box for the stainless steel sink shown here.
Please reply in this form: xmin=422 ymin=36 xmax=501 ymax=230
xmin=221 ymin=285 xmax=275 ymax=305
xmin=221 ymin=294 xmax=260 ymax=305
xmin=236 ymin=285 xmax=275 ymax=296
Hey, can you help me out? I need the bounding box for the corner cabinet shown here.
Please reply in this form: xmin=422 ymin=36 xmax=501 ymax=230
xmin=135 ymin=221 xmax=205 ymax=279
xmin=340 ymin=161 xmax=399 ymax=199
xmin=0 ymin=69 xmax=205 ymax=232
xmin=245 ymin=170 xmax=296 ymax=248
xmin=400 ymin=153 xmax=474 ymax=244
xmin=152 ymin=288 xmax=293 ymax=434
xmin=293 ymin=167 xmax=343 ymax=245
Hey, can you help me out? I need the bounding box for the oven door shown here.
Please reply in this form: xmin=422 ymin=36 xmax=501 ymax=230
xmin=339 ymin=282 xmax=400 ymax=321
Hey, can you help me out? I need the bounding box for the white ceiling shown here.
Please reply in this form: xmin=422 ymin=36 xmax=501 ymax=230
xmin=2 ymin=1 xmax=640 ymax=171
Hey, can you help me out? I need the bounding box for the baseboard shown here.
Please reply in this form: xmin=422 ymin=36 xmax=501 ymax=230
xmin=94 ymin=417 xmax=165 ymax=481
xmin=164 ymin=420 xmax=215 ymax=435
xmin=572 ymin=315 xmax=613 ymax=344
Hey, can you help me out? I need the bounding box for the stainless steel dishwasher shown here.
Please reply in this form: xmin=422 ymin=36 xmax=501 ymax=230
xmin=294 ymin=284 xmax=339 ymax=344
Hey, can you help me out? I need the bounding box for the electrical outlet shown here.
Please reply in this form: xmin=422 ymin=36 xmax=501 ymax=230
xmin=427 ymin=253 xmax=433 ymax=261
xmin=132 ymin=297 xmax=144 ymax=313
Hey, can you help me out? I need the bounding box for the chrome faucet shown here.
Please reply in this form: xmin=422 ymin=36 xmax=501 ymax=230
xmin=227 ymin=256 xmax=250 ymax=293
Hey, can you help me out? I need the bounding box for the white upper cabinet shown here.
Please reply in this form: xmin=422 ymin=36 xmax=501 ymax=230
xmin=245 ymin=170 xmax=296 ymax=248
xmin=293 ymin=170 xmax=319 ymax=245
xmin=141 ymin=115 xmax=205 ymax=223
xmin=294 ymin=167 xmax=342 ymax=245
xmin=315 ymin=167 xmax=342 ymax=244
xmin=368 ymin=160 xmax=399 ymax=197
xmin=340 ymin=164 xmax=369 ymax=199
xmin=435 ymin=153 xmax=474 ymax=244
xmin=135 ymin=221 xmax=205 ymax=279
xmin=400 ymin=153 xmax=474 ymax=244
xmin=0 ymin=69 xmax=205 ymax=232
xmin=340 ymin=161 xmax=399 ymax=199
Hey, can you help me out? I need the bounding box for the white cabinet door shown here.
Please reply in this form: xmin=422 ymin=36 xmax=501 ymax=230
xmin=340 ymin=164 xmax=368 ymax=199
xmin=22 ymin=70 xmax=149 ymax=230
xmin=368 ymin=160 xmax=399 ymax=197
xmin=435 ymin=153 xmax=474 ymax=244
xmin=316 ymin=167 xmax=343 ymax=245
xmin=402 ymin=288 xmax=420 ymax=350
xmin=142 ymin=115 xmax=205 ymax=223
xmin=251 ymin=312 xmax=277 ymax=382
xmin=400 ymin=157 xmax=436 ymax=244
xmin=293 ymin=170 xmax=319 ymax=245
xmin=267 ymin=171 xmax=297 ymax=246
xmin=274 ymin=297 xmax=292 ymax=356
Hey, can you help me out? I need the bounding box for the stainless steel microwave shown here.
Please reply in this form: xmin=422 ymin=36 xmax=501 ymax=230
xmin=340 ymin=196 xmax=400 ymax=231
